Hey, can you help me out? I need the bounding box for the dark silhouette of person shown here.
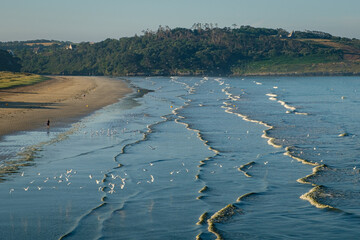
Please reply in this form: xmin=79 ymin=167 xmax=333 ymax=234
xmin=47 ymin=119 xmax=50 ymax=128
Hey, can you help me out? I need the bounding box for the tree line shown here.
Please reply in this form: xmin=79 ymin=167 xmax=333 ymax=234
xmin=0 ymin=25 xmax=352 ymax=76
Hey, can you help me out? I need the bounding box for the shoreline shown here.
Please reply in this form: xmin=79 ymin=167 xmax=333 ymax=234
xmin=0 ymin=76 xmax=132 ymax=139
xmin=82 ymin=70 xmax=360 ymax=78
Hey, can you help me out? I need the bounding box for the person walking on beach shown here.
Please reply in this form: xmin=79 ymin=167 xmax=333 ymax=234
xmin=47 ymin=119 xmax=50 ymax=128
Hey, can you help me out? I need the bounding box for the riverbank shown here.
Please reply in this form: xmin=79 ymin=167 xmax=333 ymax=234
xmin=0 ymin=76 xmax=132 ymax=138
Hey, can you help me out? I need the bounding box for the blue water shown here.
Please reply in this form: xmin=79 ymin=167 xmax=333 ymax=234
xmin=1 ymin=76 xmax=360 ymax=239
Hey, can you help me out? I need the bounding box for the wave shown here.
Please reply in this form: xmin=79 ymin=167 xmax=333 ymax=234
xmin=300 ymin=185 xmax=338 ymax=210
xmin=207 ymin=204 xmax=243 ymax=240
xmin=222 ymin=101 xmax=282 ymax=149
xmin=199 ymin=185 xmax=209 ymax=193
xmin=222 ymin=83 xmax=338 ymax=210
xmin=171 ymin=78 xmax=222 ymax=203
xmin=284 ymin=147 xmax=319 ymax=166
xmin=238 ymin=161 xmax=255 ymax=178
xmin=196 ymin=212 xmax=209 ymax=225
xmin=236 ymin=192 xmax=259 ymax=202
xmin=266 ymin=92 xmax=310 ymax=115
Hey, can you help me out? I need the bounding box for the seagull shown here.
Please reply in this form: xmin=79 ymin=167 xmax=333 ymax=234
xmin=89 ymin=174 xmax=93 ymax=179
xmin=37 ymin=186 xmax=42 ymax=191
xmin=9 ymin=189 xmax=14 ymax=194
xmin=24 ymin=187 xmax=29 ymax=191
xmin=148 ymin=145 xmax=156 ymax=150
xmin=120 ymin=177 xmax=126 ymax=185
xmin=20 ymin=172 xmax=24 ymax=177
xmin=95 ymin=180 xmax=101 ymax=184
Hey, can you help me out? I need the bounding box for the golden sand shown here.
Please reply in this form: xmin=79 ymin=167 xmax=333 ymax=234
xmin=0 ymin=76 xmax=132 ymax=138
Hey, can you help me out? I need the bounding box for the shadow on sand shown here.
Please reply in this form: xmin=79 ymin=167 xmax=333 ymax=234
xmin=0 ymin=101 xmax=60 ymax=109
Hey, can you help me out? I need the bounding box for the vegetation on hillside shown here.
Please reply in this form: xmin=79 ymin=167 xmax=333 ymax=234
xmin=1 ymin=25 xmax=360 ymax=76
xmin=0 ymin=49 xmax=21 ymax=72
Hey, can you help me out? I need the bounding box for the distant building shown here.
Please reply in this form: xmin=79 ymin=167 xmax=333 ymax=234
xmin=287 ymin=31 xmax=294 ymax=38
xmin=65 ymin=44 xmax=76 ymax=50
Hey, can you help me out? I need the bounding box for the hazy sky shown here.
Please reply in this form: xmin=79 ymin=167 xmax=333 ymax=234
xmin=1 ymin=0 xmax=360 ymax=42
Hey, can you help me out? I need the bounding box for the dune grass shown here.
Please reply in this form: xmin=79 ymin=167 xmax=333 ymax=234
xmin=0 ymin=72 xmax=48 ymax=89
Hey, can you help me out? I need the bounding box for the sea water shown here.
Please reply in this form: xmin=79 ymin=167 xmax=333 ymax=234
xmin=1 ymin=76 xmax=360 ymax=239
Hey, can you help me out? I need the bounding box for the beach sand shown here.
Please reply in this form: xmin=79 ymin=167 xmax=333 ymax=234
xmin=0 ymin=76 xmax=132 ymax=138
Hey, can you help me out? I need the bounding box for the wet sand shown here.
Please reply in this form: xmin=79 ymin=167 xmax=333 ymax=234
xmin=0 ymin=76 xmax=132 ymax=138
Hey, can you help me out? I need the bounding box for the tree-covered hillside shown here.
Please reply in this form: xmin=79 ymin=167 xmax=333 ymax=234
xmin=0 ymin=49 xmax=21 ymax=72
xmin=1 ymin=25 xmax=360 ymax=76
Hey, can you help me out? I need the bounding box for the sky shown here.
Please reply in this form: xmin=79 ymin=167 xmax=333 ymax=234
xmin=1 ymin=0 xmax=360 ymax=42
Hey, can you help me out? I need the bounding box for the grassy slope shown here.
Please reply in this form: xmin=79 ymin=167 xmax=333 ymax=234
xmin=0 ymin=72 xmax=48 ymax=89
xmin=233 ymin=38 xmax=360 ymax=76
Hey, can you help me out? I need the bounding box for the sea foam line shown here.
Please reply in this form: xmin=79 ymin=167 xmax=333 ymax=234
xmin=266 ymin=92 xmax=309 ymax=115
xmin=238 ymin=161 xmax=255 ymax=178
xmin=263 ymin=91 xmax=338 ymax=209
xmin=222 ymin=104 xmax=282 ymax=149
xmin=223 ymin=85 xmax=335 ymax=210
xmin=171 ymin=78 xmax=229 ymax=237
xmin=171 ymin=78 xmax=220 ymax=187
xmin=206 ymin=204 xmax=243 ymax=240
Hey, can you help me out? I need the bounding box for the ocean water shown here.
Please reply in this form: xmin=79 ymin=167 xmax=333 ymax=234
xmin=1 ymin=76 xmax=360 ymax=239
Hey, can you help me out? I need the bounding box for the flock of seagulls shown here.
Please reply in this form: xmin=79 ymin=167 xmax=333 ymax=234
xmin=9 ymin=169 xmax=78 ymax=194
xmin=9 ymin=159 xmax=196 ymax=195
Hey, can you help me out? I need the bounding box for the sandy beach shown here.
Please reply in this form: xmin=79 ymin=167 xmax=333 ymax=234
xmin=0 ymin=76 xmax=132 ymax=138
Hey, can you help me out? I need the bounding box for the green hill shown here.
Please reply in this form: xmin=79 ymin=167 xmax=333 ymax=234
xmin=1 ymin=25 xmax=360 ymax=76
